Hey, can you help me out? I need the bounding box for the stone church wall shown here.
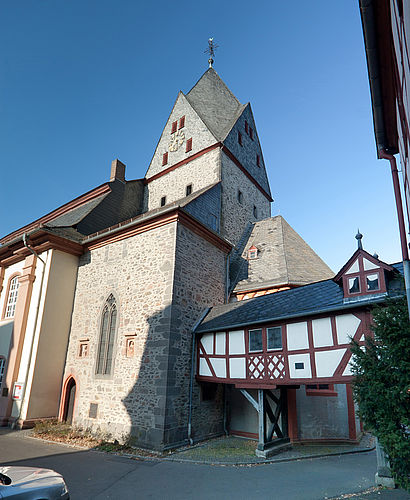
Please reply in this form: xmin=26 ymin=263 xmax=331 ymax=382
xmin=163 ymin=221 xmax=227 ymax=445
xmin=64 ymin=222 xmax=178 ymax=444
xmin=145 ymin=147 xmax=220 ymax=212
xmin=220 ymin=152 xmax=271 ymax=246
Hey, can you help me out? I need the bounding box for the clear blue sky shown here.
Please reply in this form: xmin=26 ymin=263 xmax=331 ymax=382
xmin=0 ymin=1 xmax=404 ymax=271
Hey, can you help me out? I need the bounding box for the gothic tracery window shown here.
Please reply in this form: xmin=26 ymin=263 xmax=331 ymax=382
xmin=96 ymin=294 xmax=117 ymax=375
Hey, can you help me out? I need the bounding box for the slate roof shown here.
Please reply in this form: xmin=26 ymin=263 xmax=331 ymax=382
xmin=231 ymin=216 xmax=335 ymax=293
xmin=46 ymin=193 xmax=109 ymax=228
xmin=196 ymin=262 xmax=404 ymax=333
xmin=186 ymin=68 xmax=246 ymax=141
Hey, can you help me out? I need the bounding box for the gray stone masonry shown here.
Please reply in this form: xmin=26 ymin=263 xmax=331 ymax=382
xmin=65 ymin=218 xmax=227 ymax=450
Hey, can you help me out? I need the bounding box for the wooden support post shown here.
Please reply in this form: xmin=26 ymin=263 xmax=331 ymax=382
xmin=257 ymin=389 xmax=266 ymax=451
xmin=281 ymin=388 xmax=288 ymax=438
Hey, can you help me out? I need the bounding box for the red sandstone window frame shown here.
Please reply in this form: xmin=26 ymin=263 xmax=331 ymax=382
xmin=171 ymin=121 xmax=177 ymax=134
xmin=257 ymin=154 xmax=261 ymax=167
xmin=2 ymin=273 xmax=20 ymax=320
xmin=305 ymin=384 xmax=337 ymax=397
xmin=186 ymin=138 xmax=192 ymax=152
xmin=249 ymin=127 xmax=254 ymax=140
xmin=245 ymin=121 xmax=249 ymax=134
xmin=179 ymin=116 xmax=185 ymax=129
xmin=162 ymin=152 xmax=168 ymax=166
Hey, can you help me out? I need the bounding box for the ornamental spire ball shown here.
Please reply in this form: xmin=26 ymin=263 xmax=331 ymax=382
xmin=355 ymin=229 xmax=363 ymax=250
xmin=204 ymin=37 xmax=219 ymax=68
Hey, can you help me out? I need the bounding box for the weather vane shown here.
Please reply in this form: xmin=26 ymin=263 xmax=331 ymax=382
xmin=205 ymin=37 xmax=219 ymax=68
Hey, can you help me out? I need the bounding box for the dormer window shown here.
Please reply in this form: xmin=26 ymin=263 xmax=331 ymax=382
xmin=335 ymin=248 xmax=392 ymax=300
xmin=248 ymin=245 xmax=258 ymax=259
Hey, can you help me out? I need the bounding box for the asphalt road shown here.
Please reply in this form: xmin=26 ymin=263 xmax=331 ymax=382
xmin=0 ymin=428 xmax=396 ymax=500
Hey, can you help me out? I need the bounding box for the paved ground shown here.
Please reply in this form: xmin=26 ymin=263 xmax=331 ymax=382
xmin=0 ymin=429 xmax=408 ymax=500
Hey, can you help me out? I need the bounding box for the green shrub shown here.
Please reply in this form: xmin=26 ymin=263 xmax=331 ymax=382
xmin=350 ymin=297 xmax=410 ymax=490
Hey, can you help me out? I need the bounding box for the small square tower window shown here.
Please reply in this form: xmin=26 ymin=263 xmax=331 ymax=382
xmin=238 ymin=131 xmax=242 ymax=146
xmin=186 ymin=137 xmax=192 ymax=152
xmin=186 ymin=184 xmax=192 ymax=196
xmin=237 ymin=190 xmax=243 ymax=204
xmin=179 ymin=116 xmax=185 ymax=129
xmin=162 ymin=152 xmax=168 ymax=166
xmin=160 ymin=196 xmax=166 ymax=207
xmin=171 ymin=121 xmax=177 ymax=134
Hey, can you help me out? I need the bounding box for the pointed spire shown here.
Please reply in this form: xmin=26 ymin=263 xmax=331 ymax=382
xmin=355 ymin=229 xmax=363 ymax=250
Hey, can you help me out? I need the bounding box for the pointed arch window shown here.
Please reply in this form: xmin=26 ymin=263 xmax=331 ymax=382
xmin=96 ymin=294 xmax=117 ymax=375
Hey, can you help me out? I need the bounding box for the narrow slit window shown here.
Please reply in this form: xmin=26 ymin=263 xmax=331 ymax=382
xmin=257 ymin=154 xmax=261 ymax=167
xmin=249 ymin=329 xmax=263 ymax=352
xmin=186 ymin=137 xmax=192 ymax=152
xmin=237 ymin=190 xmax=243 ymax=204
xmin=253 ymin=205 xmax=258 ymax=218
xmin=238 ymin=131 xmax=242 ymax=146
xmin=179 ymin=116 xmax=185 ymax=129
xmin=186 ymin=184 xmax=192 ymax=196
xmin=171 ymin=121 xmax=177 ymax=134
xmin=162 ymin=152 xmax=168 ymax=166
xmin=245 ymin=121 xmax=249 ymax=134
xmin=160 ymin=196 xmax=166 ymax=207
xmin=249 ymin=128 xmax=254 ymax=140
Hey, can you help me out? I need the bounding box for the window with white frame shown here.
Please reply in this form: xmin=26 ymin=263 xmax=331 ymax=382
xmin=5 ymin=276 xmax=19 ymax=319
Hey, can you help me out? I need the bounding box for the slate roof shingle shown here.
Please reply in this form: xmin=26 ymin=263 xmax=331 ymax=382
xmin=196 ymin=263 xmax=404 ymax=333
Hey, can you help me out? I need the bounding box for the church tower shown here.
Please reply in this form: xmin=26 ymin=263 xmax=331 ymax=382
xmin=144 ymin=67 xmax=272 ymax=246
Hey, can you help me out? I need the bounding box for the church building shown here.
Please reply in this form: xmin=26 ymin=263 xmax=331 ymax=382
xmin=0 ymin=65 xmax=404 ymax=454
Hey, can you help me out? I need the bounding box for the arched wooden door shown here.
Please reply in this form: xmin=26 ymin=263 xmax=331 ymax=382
xmin=62 ymin=377 xmax=76 ymax=424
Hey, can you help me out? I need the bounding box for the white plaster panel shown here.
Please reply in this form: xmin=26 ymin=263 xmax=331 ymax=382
xmin=335 ymin=314 xmax=361 ymax=345
xmin=210 ymin=358 xmax=226 ymax=378
xmin=346 ymin=260 xmax=359 ymax=274
xmin=199 ymin=357 xmax=212 ymax=377
xmin=201 ymin=333 xmax=213 ymax=355
xmin=229 ymin=357 xmax=246 ymax=378
xmin=343 ymin=358 xmax=353 ymax=376
xmin=363 ymin=258 xmax=378 ymax=271
xmin=215 ymin=332 xmax=226 ymax=355
xmin=288 ymin=353 xmax=311 ymax=378
xmin=315 ymin=349 xmax=346 ymax=377
xmin=287 ymin=322 xmax=309 ymax=351
xmin=312 ymin=317 xmax=333 ymax=347
xmin=229 ymin=330 xmax=245 ymax=354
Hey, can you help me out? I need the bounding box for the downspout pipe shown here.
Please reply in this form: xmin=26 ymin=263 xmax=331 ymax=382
xmin=379 ymin=149 xmax=410 ymax=316
xmin=188 ymin=307 xmax=210 ymax=446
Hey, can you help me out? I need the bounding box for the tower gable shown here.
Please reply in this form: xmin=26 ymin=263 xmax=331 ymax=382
xmin=145 ymin=92 xmax=217 ymax=181
xmin=223 ymin=103 xmax=271 ymax=198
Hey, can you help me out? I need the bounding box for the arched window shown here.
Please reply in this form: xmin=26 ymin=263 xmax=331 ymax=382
xmin=4 ymin=275 xmax=19 ymax=319
xmin=96 ymin=294 xmax=117 ymax=375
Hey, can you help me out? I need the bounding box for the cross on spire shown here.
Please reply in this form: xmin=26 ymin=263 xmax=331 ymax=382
xmin=204 ymin=37 xmax=219 ymax=68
